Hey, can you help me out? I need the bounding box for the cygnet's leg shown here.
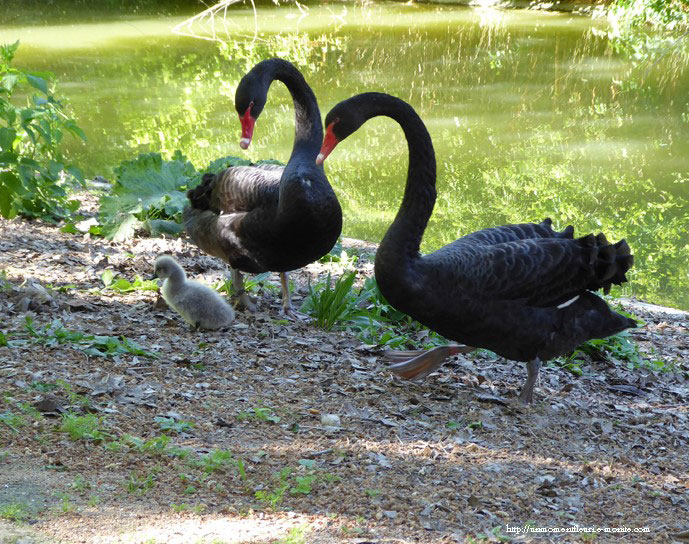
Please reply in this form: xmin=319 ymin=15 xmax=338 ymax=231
xmin=518 ymin=358 xmax=541 ymax=404
xmin=231 ymin=268 xmax=257 ymax=312
xmin=279 ymin=272 xmax=308 ymax=320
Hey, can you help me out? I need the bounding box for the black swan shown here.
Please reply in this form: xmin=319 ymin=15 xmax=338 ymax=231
xmin=183 ymin=58 xmax=342 ymax=314
xmin=154 ymin=255 xmax=235 ymax=330
xmin=317 ymin=92 xmax=635 ymax=403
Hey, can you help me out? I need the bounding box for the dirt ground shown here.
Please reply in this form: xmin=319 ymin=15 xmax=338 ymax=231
xmin=1 ymin=211 xmax=688 ymax=544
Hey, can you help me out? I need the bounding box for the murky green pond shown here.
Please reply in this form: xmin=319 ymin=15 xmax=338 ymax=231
xmin=2 ymin=2 xmax=688 ymax=309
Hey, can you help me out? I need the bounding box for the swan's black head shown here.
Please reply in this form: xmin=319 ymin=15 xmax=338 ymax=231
xmin=235 ymin=70 xmax=268 ymax=150
xmin=317 ymin=93 xmax=384 ymax=165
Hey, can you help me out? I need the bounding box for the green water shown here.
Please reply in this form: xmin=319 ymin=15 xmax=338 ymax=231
xmin=2 ymin=2 xmax=688 ymax=309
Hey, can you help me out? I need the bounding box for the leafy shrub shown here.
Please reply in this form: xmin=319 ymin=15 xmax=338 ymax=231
xmin=0 ymin=41 xmax=85 ymax=220
xmin=98 ymin=151 xmax=196 ymax=240
xmin=97 ymin=151 xmax=282 ymax=240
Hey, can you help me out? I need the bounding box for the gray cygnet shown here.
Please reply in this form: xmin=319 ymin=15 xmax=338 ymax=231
xmin=154 ymin=255 xmax=235 ymax=330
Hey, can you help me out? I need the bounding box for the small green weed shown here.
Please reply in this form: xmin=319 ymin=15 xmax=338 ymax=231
xmin=59 ymin=413 xmax=107 ymax=442
xmin=0 ymin=502 xmax=32 ymax=521
xmin=25 ymin=317 xmax=158 ymax=359
xmin=290 ymin=475 xmax=316 ymax=495
xmin=126 ymin=471 xmax=156 ymax=495
xmin=69 ymin=474 xmax=91 ymax=492
xmin=215 ymin=271 xmax=278 ymax=298
xmin=101 ymin=270 xmax=158 ymax=292
xmin=0 ymin=411 xmax=25 ymax=432
xmin=155 ymin=416 xmax=193 ymax=434
xmin=237 ymin=405 xmax=281 ymax=424
xmin=276 ymin=525 xmax=309 ymax=544
xmin=170 ymin=502 xmax=206 ymax=514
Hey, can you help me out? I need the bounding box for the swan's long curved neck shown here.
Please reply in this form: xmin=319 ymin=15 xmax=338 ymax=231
xmin=262 ymin=59 xmax=322 ymax=159
xmin=369 ymin=95 xmax=437 ymax=266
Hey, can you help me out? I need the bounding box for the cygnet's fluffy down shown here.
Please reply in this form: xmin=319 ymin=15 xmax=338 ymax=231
xmin=153 ymin=255 xmax=235 ymax=330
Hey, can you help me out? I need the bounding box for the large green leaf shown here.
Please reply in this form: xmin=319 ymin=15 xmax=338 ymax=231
xmin=0 ymin=127 xmax=15 ymax=151
xmin=99 ymin=152 xmax=196 ymax=241
xmin=26 ymin=74 xmax=48 ymax=95
xmin=0 ymin=171 xmax=20 ymax=218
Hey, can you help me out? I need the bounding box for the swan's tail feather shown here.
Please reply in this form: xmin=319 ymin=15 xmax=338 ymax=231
xmin=577 ymin=234 xmax=634 ymax=294
xmin=385 ymin=344 xmax=476 ymax=382
xmin=186 ymin=173 xmax=216 ymax=211
xmin=541 ymin=218 xmax=574 ymax=239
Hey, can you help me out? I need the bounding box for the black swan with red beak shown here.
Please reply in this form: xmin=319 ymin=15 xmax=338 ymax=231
xmin=183 ymin=58 xmax=342 ymax=313
xmin=317 ymin=92 xmax=635 ymax=403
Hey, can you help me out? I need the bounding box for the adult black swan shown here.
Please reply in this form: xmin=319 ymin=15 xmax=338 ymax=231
xmin=317 ymin=92 xmax=635 ymax=403
xmin=183 ymin=58 xmax=342 ymax=314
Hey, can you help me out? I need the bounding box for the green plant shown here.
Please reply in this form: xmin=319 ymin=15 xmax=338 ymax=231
xmin=0 ymin=41 xmax=85 ymax=220
xmin=125 ymin=471 xmax=156 ymax=495
xmin=290 ymin=475 xmax=316 ymax=495
xmin=55 ymin=492 xmax=76 ymax=514
xmin=237 ymin=404 xmax=281 ymax=424
xmin=0 ymin=410 xmax=25 ymax=432
xmin=195 ymin=449 xmax=234 ymax=474
xmin=60 ymin=413 xmax=107 ymax=441
xmin=300 ymin=271 xmax=363 ymax=331
xmin=24 ymin=317 xmax=158 ymax=359
xmin=69 ymin=474 xmax=91 ymax=492
xmin=98 ymin=151 xmax=196 ymax=240
xmin=255 ymin=467 xmax=293 ymax=509
xmin=100 ymin=270 xmax=158 ymax=292
xmin=97 ymin=152 xmax=281 ymax=241
xmin=276 ymin=526 xmax=309 ymax=544
xmin=155 ymin=416 xmax=193 ymax=435
xmin=0 ymin=501 xmax=32 ymax=521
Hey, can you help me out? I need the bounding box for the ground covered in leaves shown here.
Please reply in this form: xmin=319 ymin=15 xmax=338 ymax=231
xmin=1 ymin=212 xmax=688 ymax=544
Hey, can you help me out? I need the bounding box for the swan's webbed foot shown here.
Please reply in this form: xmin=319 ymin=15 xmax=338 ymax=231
xmin=237 ymin=292 xmax=258 ymax=312
xmin=518 ymin=358 xmax=541 ymax=404
xmin=385 ymin=344 xmax=476 ymax=382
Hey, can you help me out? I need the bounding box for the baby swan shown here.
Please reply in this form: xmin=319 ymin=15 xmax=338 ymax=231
xmin=154 ymin=255 xmax=235 ymax=330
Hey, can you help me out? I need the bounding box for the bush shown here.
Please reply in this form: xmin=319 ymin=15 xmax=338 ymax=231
xmin=98 ymin=152 xmax=283 ymax=241
xmin=0 ymin=41 xmax=85 ymax=221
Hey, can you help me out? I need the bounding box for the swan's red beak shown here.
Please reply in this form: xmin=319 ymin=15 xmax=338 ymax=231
xmin=239 ymin=106 xmax=255 ymax=150
xmin=317 ymin=122 xmax=339 ymax=165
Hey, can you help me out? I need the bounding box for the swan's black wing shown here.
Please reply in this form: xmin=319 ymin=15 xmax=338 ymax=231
xmin=454 ymin=218 xmax=573 ymax=247
xmin=188 ymin=165 xmax=283 ymax=215
xmin=426 ymin=231 xmax=632 ymax=308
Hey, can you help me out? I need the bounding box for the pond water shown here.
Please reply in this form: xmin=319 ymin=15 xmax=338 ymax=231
xmin=2 ymin=2 xmax=688 ymax=309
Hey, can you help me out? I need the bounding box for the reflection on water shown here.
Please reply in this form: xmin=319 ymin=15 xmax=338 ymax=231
xmin=2 ymin=3 xmax=688 ymax=309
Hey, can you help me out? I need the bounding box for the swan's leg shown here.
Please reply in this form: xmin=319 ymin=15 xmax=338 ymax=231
xmin=279 ymin=272 xmax=293 ymax=314
xmin=518 ymin=358 xmax=541 ymax=404
xmin=387 ymin=344 xmax=476 ymax=382
xmin=279 ymin=272 xmax=308 ymax=320
xmin=231 ymin=268 xmax=257 ymax=312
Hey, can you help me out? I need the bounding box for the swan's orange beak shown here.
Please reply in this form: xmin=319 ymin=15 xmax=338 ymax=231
xmin=317 ymin=122 xmax=339 ymax=165
xmin=239 ymin=106 xmax=255 ymax=150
